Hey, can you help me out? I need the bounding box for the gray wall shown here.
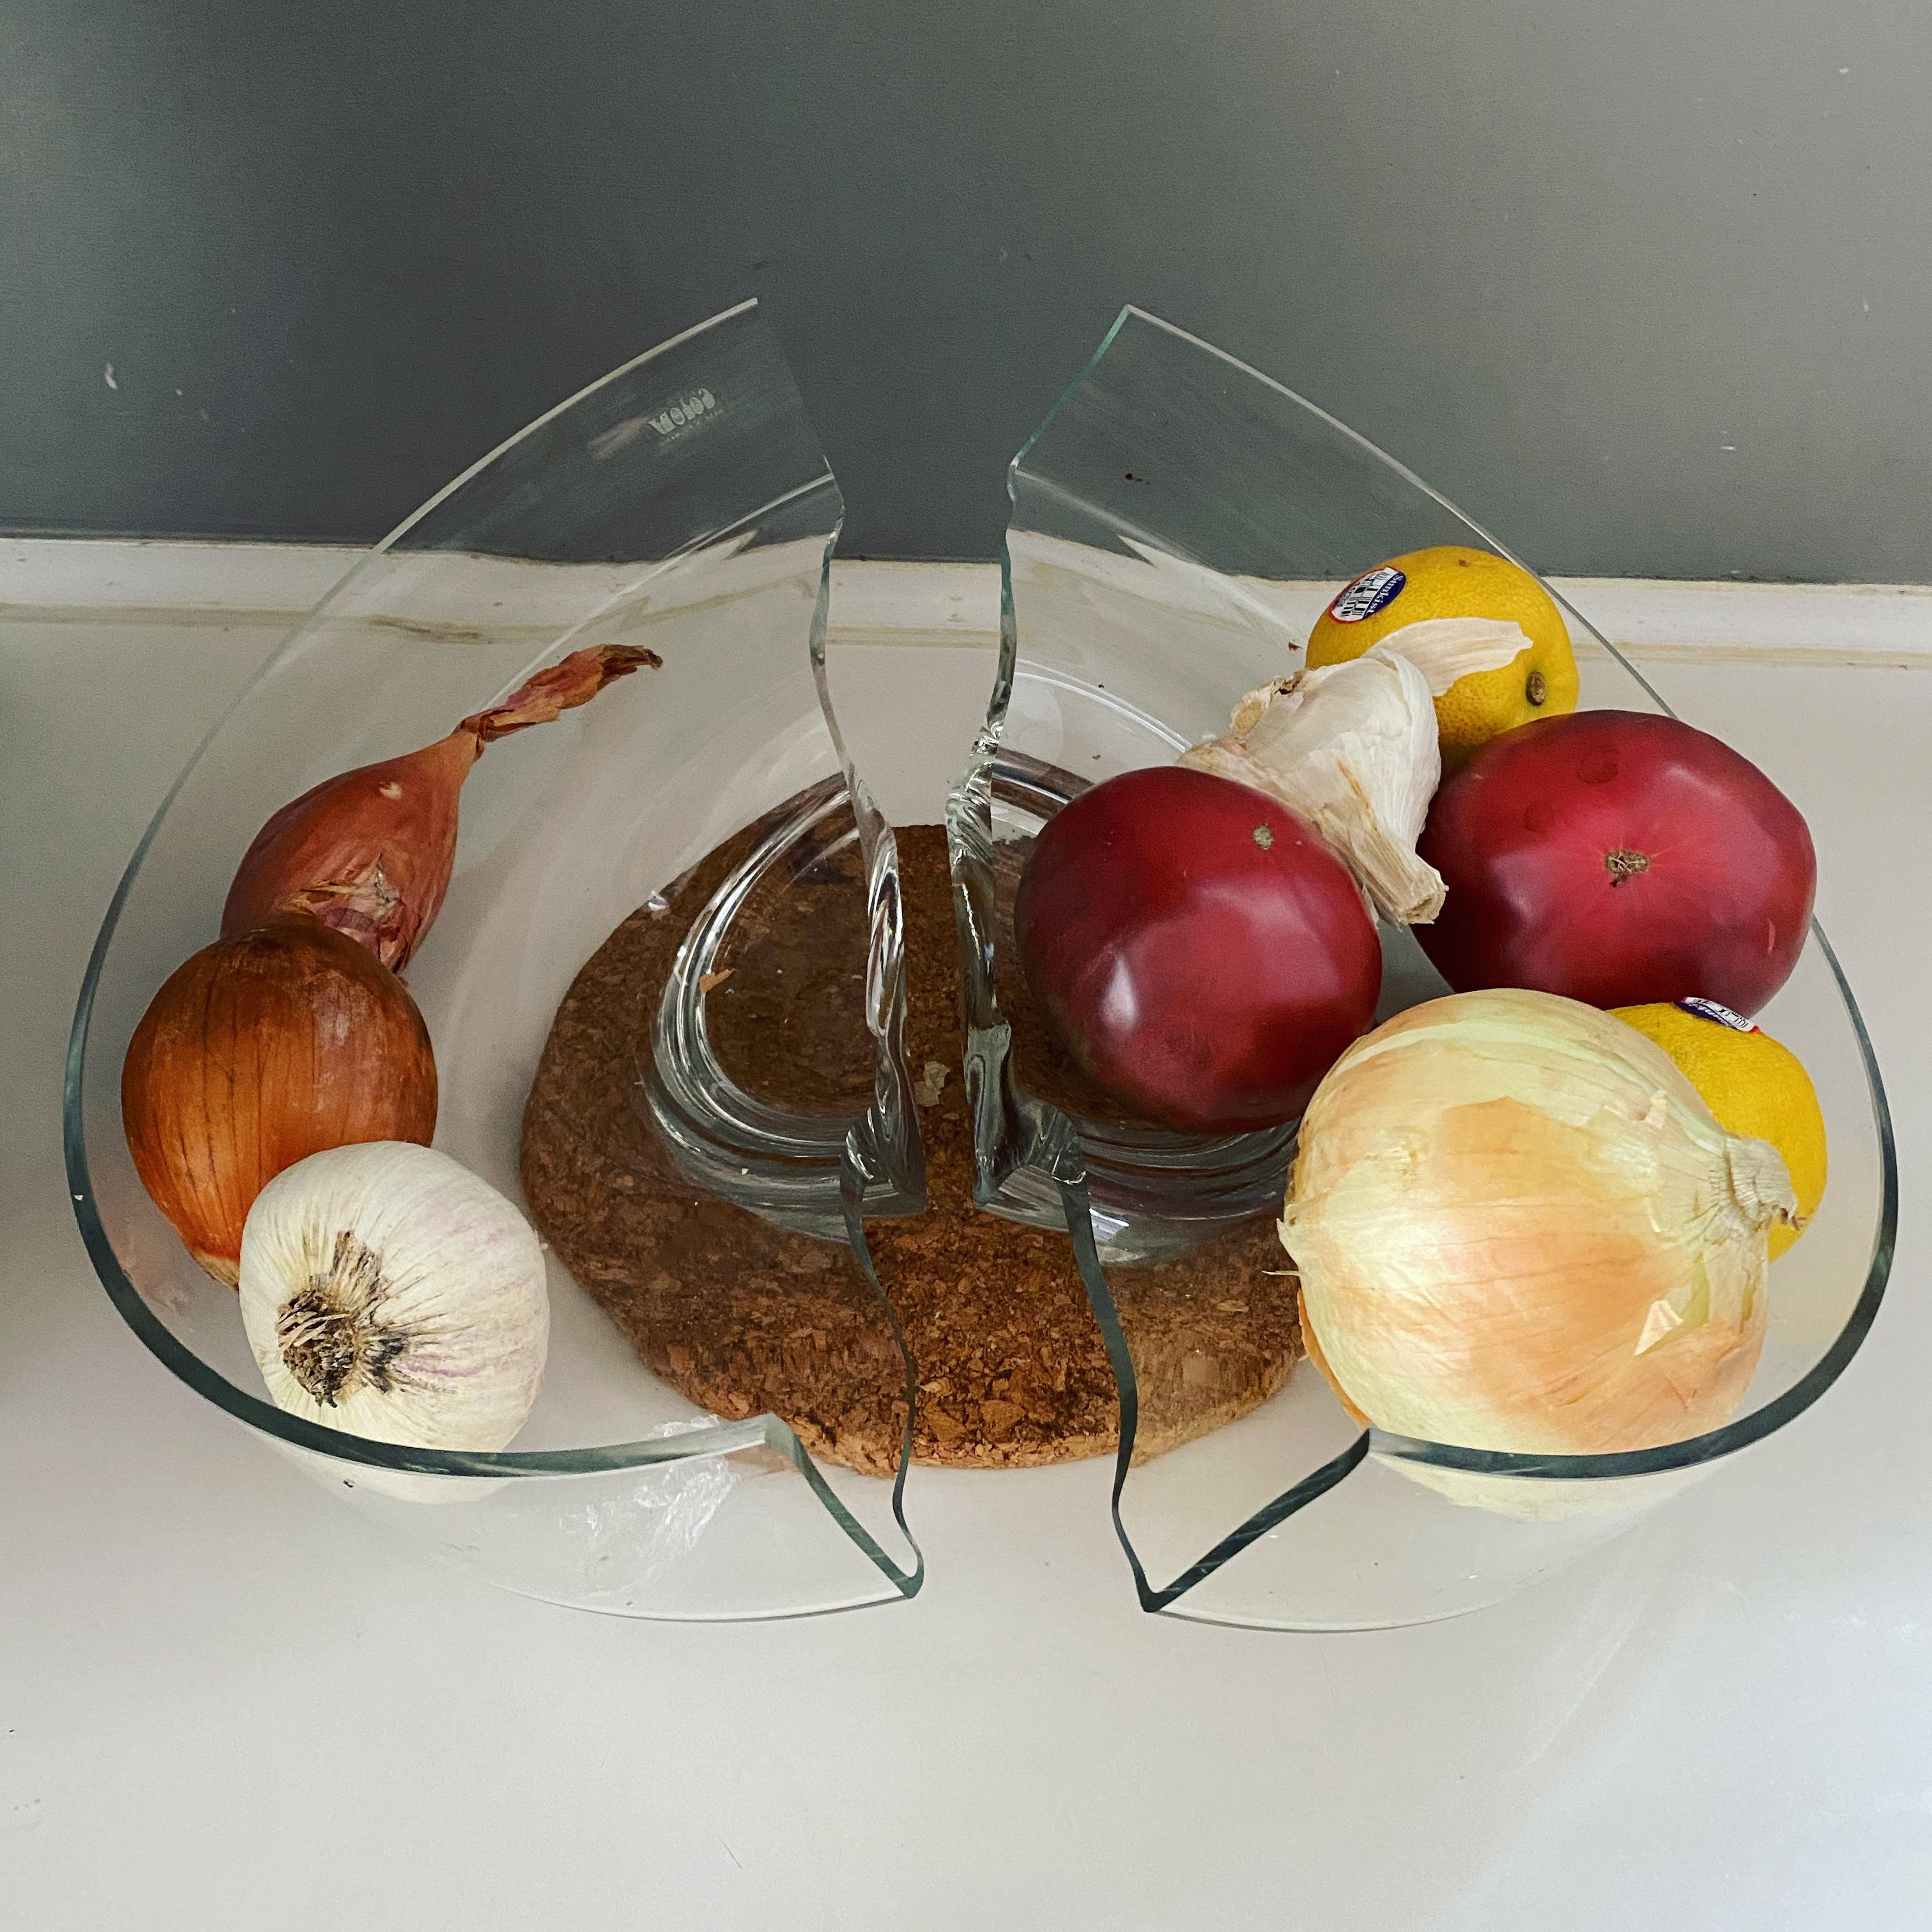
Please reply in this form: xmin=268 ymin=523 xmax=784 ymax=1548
xmin=4 ymin=2 xmax=1927 ymax=578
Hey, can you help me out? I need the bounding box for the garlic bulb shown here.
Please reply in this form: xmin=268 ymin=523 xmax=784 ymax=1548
xmin=1282 ymin=989 xmax=1795 ymax=1471
xmin=239 ymin=1142 xmax=549 ymax=1452
xmin=1179 ymin=624 xmax=1526 ymax=924
xmin=1179 ymin=647 xmax=1441 ymax=923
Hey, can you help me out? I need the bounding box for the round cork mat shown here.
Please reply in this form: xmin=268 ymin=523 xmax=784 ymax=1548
xmin=520 ymin=817 xmax=1301 ymax=1473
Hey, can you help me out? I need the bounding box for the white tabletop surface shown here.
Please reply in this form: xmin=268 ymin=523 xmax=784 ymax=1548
xmin=5 ymin=562 xmax=1929 ymax=1929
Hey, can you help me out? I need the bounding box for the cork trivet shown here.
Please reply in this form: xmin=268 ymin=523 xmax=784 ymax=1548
xmin=520 ymin=816 xmax=1301 ymax=1473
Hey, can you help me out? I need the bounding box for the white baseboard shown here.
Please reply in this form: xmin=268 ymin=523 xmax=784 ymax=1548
xmin=4 ymin=537 xmax=1927 ymax=667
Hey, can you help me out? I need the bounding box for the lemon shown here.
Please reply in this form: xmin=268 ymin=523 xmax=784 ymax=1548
xmin=1307 ymin=545 xmax=1580 ymax=772
xmin=1613 ymin=999 xmax=1827 ymax=1259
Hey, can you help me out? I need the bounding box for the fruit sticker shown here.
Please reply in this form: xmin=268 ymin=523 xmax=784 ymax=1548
xmin=1329 ymin=565 xmax=1406 ymax=623
xmin=1677 ymin=997 xmax=1759 ymax=1033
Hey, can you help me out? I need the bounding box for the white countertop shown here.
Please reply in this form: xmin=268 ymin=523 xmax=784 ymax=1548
xmin=5 ymin=549 xmax=1929 ymax=1929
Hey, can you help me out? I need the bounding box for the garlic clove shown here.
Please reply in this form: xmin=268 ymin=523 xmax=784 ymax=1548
xmin=1179 ymin=648 xmax=1446 ymax=924
xmin=238 ymin=1142 xmax=549 ymax=1453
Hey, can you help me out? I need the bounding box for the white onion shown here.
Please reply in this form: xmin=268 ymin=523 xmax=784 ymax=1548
xmin=1282 ymin=989 xmax=1795 ymax=1491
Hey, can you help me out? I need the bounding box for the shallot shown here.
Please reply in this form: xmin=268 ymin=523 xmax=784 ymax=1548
xmin=222 ymin=643 xmax=658 ymax=972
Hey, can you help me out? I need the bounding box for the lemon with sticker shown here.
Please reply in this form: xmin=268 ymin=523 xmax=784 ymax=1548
xmin=1307 ymin=545 xmax=1579 ymax=773
xmin=1613 ymin=999 xmax=1827 ymax=1259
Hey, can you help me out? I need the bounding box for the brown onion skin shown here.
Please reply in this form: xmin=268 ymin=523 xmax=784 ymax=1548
xmin=121 ymin=913 xmax=438 ymax=1284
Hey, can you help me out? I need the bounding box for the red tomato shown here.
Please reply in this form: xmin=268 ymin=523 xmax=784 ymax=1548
xmin=1417 ymin=710 xmax=1815 ymax=1015
xmin=1014 ymin=766 xmax=1382 ymax=1131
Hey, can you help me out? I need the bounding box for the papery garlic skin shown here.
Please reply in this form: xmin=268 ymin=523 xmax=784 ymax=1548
xmin=1369 ymin=617 xmax=1531 ymax=698
xmin=239 ymin=1142 xmax=549 ymax=1452
xmin=1282 ymin=990 xmax=1795 ymax=1473
xmin=1179 ymin=645 xmax=1446 ymax=923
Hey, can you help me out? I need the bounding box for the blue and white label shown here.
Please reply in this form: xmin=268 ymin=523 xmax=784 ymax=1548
xmin=1676 ymin=997 xmax=1758 ymax=1032
xmin=1329 ymin=565 xmax=1406 ymax=623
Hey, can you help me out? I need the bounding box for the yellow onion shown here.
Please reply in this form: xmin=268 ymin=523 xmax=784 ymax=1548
xmin=1281 ymin=988 xmax=1796 ymax=1470
xmin=121 ymin=913 xmax=438 ymax=1284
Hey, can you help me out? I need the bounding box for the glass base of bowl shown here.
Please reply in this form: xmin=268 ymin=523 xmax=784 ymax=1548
xmin=644 ymin=774 xmax=924 ymax=1240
